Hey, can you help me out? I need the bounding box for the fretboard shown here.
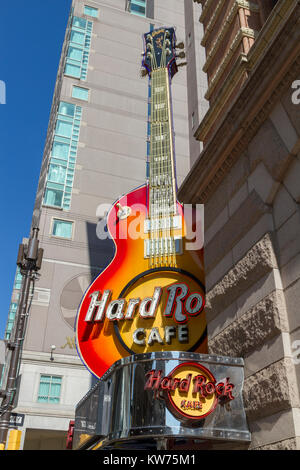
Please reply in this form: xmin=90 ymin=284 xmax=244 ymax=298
xmin=149 ymin=68 xmax=176 ymax=218
xmin=147 ymin=68 xmax=179 ymax=267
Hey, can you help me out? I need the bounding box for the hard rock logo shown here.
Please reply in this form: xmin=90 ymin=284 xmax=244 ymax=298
xmin=145 ymin=362 xmax=235 ymax=423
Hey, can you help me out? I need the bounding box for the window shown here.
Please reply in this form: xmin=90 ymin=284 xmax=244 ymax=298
xmin=130 ymin=0 xmax=146 ymax=17
xmin=13 ymin=268 xmax=22 ymax=290
xmin=84 ymin=5 xmax=98 ymax=18
xmin=43 ymin=101 xmax=82 ymax=211
xmin=44 ymin=188 xmax=64 ymax=207
xmin=72 ymin=86 xmax=89 ymax=101
xmin=64 ymin=16 xmax=93 ymax=81
xmin=52 ymin=219 xmax=73 ymax=239
xmin=5 ymin=303 xmax=18 ymax=340
xmin=37 ymin=375 xmax=62 ymax=404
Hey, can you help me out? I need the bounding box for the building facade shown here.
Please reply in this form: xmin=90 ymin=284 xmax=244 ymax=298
xmin=179 ymin=0 xmax=300 ymax=449
xmin=1 ymin=0 xmax=208 ymax=450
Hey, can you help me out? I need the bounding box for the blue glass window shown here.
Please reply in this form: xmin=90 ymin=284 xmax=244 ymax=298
xmin=59 ymin=102 xmax=75 ymax=117
xmin=84 ymin=6 xmax=98 ymax=18
xmin=44 ymin=188 xmax=64 ymax=207
xmin=43 ymin=102 xmax=82 ymax=211
xmin=65 ymin=63 xmax=81 ymax=78
xmin=70 ymin=30 xmax=85 ymax=45
xmin=72 ymin=86 xmax=89 ymax=101
xmin=52 ymin=219 xmax=73 ymax=239
xmin=68 ymin=46 xmax=83 ymax=61
xmin=72 ymin=17 xmax=87 ymax=29
xmin=55 ymin=120 xmax=73 ymax=138
xmin=37 ymin=375 xmax=62 ymax=404
xmin=13 ymin=268 xmax=22 ymax=290
xmin=51 ymin=139 xmax=69 ymax=160
xmin=5 ymin=303 xmax=18 ymax=340
xmin=48 ymin=164 xmax=67 ymax=184
xmin=65 ymin=16 xmax=93 ymax=81
xmin=130 ymin=0 xmax=146 ymax=17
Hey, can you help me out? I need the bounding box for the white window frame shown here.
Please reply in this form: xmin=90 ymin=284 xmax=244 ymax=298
xmin=50 ymin=217 xmax=75 ymax=241
xmin=36 ymin=374 xmax=63 ymax=405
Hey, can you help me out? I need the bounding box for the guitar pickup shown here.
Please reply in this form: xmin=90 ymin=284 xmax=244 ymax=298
xmin=144 ymin=215 xmax=182 ymax=233
xmin=144 ymin=237 xmax=183 ymax=258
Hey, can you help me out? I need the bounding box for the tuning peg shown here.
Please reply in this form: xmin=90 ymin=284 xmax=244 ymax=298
xmin=176 ymin=42 xmax=185 ymax=49
xmin=177 ymin=61 xmax=187 ymax=68
xmin=176 ymin=51 xmax=186 ymax=59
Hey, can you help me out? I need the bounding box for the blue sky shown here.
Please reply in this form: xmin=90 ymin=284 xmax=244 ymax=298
xmin=0 ymin=0 xmax=72 ymax=338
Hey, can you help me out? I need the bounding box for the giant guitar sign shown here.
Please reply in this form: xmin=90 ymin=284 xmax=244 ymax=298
xmin=76 ymin=28 xmax=207 ymax=379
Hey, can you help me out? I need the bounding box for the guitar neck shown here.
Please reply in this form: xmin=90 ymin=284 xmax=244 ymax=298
xmin=149 ymin=68 xmax=177 ymax=218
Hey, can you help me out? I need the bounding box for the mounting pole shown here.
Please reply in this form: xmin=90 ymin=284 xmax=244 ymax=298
xmin=0 ymin=227 xmax=43 ymax=449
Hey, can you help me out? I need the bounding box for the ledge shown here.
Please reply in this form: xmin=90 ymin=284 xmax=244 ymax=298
xmin=178 ymin=0 xmax=300 ymax=204
xmin=201 ymin=0 xmax=260 ymax=47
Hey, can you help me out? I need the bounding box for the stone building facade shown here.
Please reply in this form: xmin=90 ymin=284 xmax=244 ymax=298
xmin=179 ymin=0 xmax=300 ymax=449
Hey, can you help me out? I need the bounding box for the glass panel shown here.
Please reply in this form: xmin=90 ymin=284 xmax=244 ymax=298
xmin=72 ymin=16 xmax=87 ymax=29
xmin=84 ymin=6 xmax=98 ymax=17
xmin=48 ymin=164 xmax=66 ymax=184
xmin=52 ymin=220 xmax=73 ymax=239
xmin=65 ymin=62 xmax=81 ymax=78
xmin=72 ymin=86 xmax=89 ymax=101
xmin=14 ymin=269 xmax=22 ymax=290
xmin=67 ymin=46 xmax=83 ymax=61
xmin=50 ymin=383 xmax=61 ymax=398
xmin=55 ymin=119 xmax=72 ymax=138
xmin=59 ymin=102 xmax=75 ymax=117
xmin=51 ymin=140 xmax=70 ymax=160
xmin=44 ymin=188 xmax=63 ymax=207
xmin=131 ymin=0 xmax=146 ymax=16
xmin=70 ymin=30 xmax=85 ymax=45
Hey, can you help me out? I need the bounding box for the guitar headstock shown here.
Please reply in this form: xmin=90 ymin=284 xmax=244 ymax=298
xmin=141 ymin=27 xmax=185 ymax=78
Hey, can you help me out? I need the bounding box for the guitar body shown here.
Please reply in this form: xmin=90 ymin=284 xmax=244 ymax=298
xmin=76 ymin=185 xmax=207 ymax=378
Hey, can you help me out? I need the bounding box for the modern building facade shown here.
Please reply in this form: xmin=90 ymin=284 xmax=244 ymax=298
xmin=1 ymin=0 xmax=208 ymax=450
xmin=179 ymin=0 xmax=300 ymax=449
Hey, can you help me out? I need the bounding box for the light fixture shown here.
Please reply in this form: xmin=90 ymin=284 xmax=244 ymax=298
xmin=50 ymin=345 xmax=56 ymax=362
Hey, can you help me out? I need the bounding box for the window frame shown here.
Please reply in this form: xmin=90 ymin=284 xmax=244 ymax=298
xmin=37 ymin=374 xmax=63 ymax=405
xmin=50 ymin=217 xmax=75 ymax=240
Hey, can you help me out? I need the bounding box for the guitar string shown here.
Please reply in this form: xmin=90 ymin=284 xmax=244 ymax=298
xmin=148 ymin=36 xmax=177 ymax=267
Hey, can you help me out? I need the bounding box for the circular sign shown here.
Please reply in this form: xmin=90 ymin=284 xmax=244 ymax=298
xmin=76 ymin=266 xmax=207 ymax=379
xmin=114 ymin=268 xmax=206 ymax=355
xmin=166 ymin=362 xmax=218 ymax=423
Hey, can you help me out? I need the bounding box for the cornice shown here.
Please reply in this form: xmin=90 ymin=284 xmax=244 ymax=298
xmin=201 ymin=0 xmax=226 ymax=45
xmin=178 ymin=1 xmax=300 ymax=204
xmin=196 ymin=54 xmax=249 ymax=142
xmin=197 ymin=0 xmax=298 ymax=141
xmin=199 ymin=0 xmax=215 ymax=23
xmin=201 ymin=0 xmax=260 ymax=48
xmin=205 ymin=27 xmax=257 ymax=100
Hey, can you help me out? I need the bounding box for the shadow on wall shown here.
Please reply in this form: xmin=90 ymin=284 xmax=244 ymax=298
xmin=59 ymin=222 xmax=115 ymax=331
